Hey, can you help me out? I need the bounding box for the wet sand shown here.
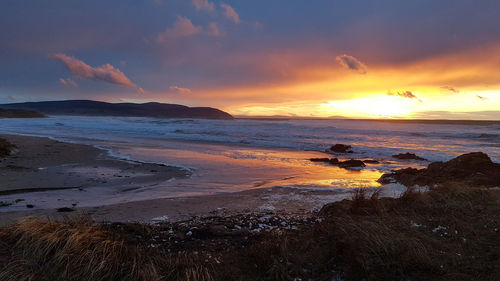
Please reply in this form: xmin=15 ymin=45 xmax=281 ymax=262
xmin=0 ymin=134 xmax=406 ymax=226
xmin=0 ymin=135 xmax=189 ymax=193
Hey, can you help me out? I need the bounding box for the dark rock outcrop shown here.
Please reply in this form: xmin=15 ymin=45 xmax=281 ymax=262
xmin=379 ymin=152 xmax=500 ymax=187
xmin=310 ymin=157 xmax=365 ymax=168
xmin=0 ymin=100 xmax=233 ymax=120
xmin=329 ymin=144 xmax=353 ymax=153
xmin=56 ymin=207 xmax=75 ymax=212
xmin=362 ymin=159 xmax=380 ymax=164
xmin=310 ymin=158 xmax=339 ymax=165
xmin=310 ymin=158 xmax=332 ymax=163
xmin=338 ymin=159 xmax=366 ymax=168
xmin=392 ymin=152 xmax=427 ymax=161
xmin=0 ymin=138 xmax=17 ymax=157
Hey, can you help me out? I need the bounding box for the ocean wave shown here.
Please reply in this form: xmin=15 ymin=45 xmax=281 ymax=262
xmin=1 ymin=116 xmax=499 ymax=163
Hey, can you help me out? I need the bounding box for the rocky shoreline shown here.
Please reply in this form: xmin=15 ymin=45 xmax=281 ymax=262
xmin=379 ymin=152 xmax=500 ymax=187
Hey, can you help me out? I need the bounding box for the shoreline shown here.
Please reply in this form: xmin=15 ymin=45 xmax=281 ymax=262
xmin=0 ymin=134 xmax=405 ymax=226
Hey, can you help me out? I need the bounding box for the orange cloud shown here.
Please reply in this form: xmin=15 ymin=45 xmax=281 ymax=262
xmin=387 ymin=90 xmax=422 ymax=102
xmin=441 ymin=86 xmax=459 ymax=93
xmin=207 ymin=22 xmax=223 ymax=37
xmin=220 ymin=3 xmax=240 ymax=23
xmin=336 ymin=54 xmax=367 ymax=74
xmin=192 ymin=0 xmax=214 ymax=12
xmin=169 ymin=86 xmax=192 ymax=94
xmin=156 ymin=16 xmax=202 ymax=42
xmin=59 ymin=77 xmax=77 ymax=88
xmin=138 ymin=43 xmax=500 ymax=119
xmin=51 ymin=53 xmax=136 ymax=87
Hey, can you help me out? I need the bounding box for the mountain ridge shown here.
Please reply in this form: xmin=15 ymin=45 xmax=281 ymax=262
xmin=0 ymin=100 xmax=233 ymax=120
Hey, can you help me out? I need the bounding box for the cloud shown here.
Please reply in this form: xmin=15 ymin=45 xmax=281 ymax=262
xmin=138 ymin=87 xmax=145 ymax=95
xmin=169 ymin=86 xmax=192 ymax=94
xmin=207 ymin=22 xmax=223 ymax=37
xmin=477 ymin=95 xmax=487 ymax=100
xmin=192 ymin=0 xmax=214 ymax=12
xmin=220 ymin=3 xmax=240 ymax=23
xmin=51 ymin=53 xmax=137 ymax=87
xmin=59 ymin=77 xmax=78 ymax=87
xmin=156 ymin=16 xmax=202 ymax=42
xmin=441 ymin=86 xmax=459 ymax=93
xmin=335 ymin=54 xmax=368 ymax=74
xmin=387 ymin=90 xmax=422 ymax=102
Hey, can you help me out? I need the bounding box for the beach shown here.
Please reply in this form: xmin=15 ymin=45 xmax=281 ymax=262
xmin=1 ymin=118 xmax=499 ymax=280
xmin=1 ymin=134 xmax=403 ymax=225
xmin=2 ymin=116 xmax=499 ymax=225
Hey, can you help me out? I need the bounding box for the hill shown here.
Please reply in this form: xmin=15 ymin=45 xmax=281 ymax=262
xmin=0 ymin=100 xmax=233 ymax=119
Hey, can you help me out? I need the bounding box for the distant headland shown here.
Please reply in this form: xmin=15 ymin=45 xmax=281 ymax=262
xmin=0 ymin=100 xmax=233 ymax=120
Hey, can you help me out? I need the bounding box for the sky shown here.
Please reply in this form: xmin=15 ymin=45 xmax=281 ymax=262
xmin=1 ymin=0 xmax=500 ymax=119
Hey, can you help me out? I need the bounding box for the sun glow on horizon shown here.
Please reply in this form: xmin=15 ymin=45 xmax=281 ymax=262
xmin=322 ymin=95 xmax=417 ymax=118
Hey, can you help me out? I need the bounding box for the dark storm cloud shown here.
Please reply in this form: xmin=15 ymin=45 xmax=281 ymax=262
xmin=387 ymin=90 xmax=422 ymax=102
xmin=335 ymin=54 xmax=367 ymax=74
xmin=441 ymin=86 xmax=460 ymax=93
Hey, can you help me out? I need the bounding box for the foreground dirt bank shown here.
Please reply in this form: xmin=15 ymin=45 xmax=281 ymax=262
xmin=1 ymin=183 xmax=498 ymax=281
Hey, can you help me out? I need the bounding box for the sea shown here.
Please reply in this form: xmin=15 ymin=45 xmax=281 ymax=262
xmin=1 ymin=116 xmax=499 ymax=208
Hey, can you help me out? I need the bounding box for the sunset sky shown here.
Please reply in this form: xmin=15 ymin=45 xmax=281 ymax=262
xmin=1 ymin=0 xmax=500 ymax=119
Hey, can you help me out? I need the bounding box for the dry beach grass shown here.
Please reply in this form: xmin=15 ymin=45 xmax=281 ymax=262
xmin=0 ymin=181 xmax=498 ymax=281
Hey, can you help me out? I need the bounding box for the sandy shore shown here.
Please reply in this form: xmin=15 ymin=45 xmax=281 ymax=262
xmin=0 ymin=134 xmax=405 ymax=225
xmin=0 ymin=135 xmax=189 ymax=194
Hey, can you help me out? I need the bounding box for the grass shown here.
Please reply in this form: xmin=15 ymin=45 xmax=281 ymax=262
xmin=0 ymin=183 xmax=498 ymax=280
xmin=0 ymin=109 xmax=45 ymax=119
xmin=0 ymin=218 xmax=216 ymax=281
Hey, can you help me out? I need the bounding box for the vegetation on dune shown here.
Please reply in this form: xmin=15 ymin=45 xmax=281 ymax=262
xmin=0 ymin=182 xmax=498 ymax=281
xmin=0 ymin=218 xmax=216 ymax=281
xmin=0 ymin=109 xmax=45 ymax=118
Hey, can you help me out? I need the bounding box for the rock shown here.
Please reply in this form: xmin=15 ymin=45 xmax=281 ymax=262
xmin=309 ymin=158 xmax=331 ymax=163
xmin=310 ymin=157 xmax=364 ymax=168
xmin=329 ymin=158 xmax=340 ymax=164
xmin=378 ymin=168 xmax=419 ymax=185
xmin=151 ymin=216 xmax=169 ymax=224
xmin=309 ymin=158 xmax=339 ymax=164
xmin=26 ymin=204 xmax=34 ymax=208
xmin=0 ymin=138 xmax=17 ymax=157
xmin=379 ymin=152 xmax=500 ymax=187
xmin=56 ymin=207 xmax=75 ymax=212
xmin=338 ymin=159 xmax=366 ymax=168
xmin=259 ymin=204 xmax=276 ymax=214
xmin=0 ymin=201 xmax=12 ymax=207
xmin=329 ymin=144 xmax=353 ymax=153
xmin=363 ymin=159 xmax=380 ymax=164
xmin=194 ymin=225 xmax=232 ymax=238
xmin=392 ymin=152 xmax=427 ymax=161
